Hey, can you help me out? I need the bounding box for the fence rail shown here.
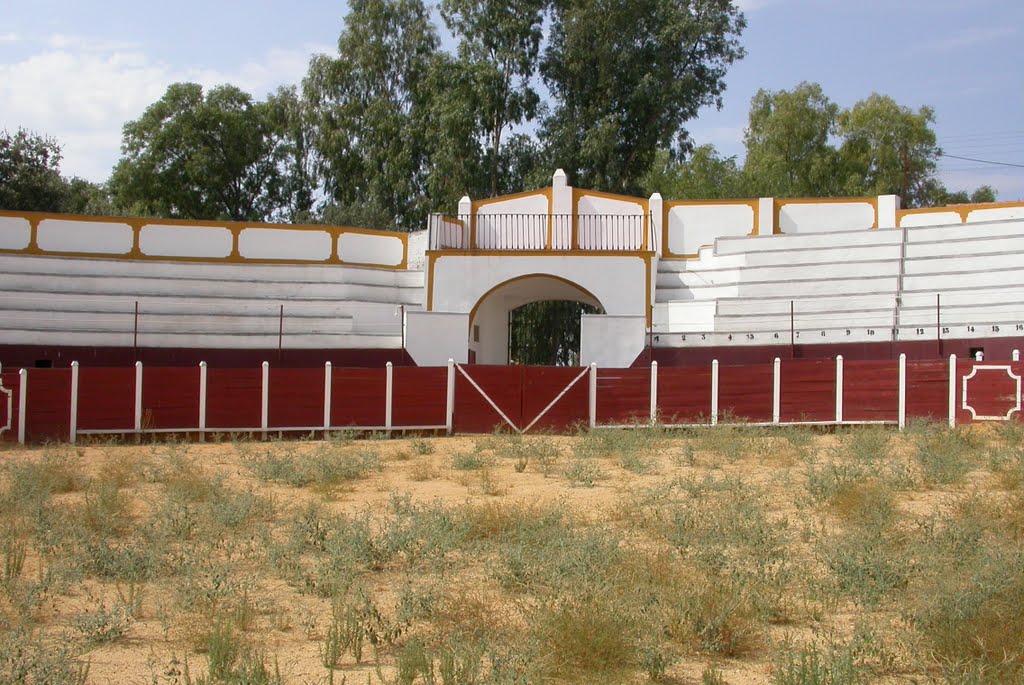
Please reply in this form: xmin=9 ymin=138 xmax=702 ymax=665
xmin=428 ymin=213 xmax=654 ymax=253
xmin=0 ymin=354 xmax=1020 ymax=444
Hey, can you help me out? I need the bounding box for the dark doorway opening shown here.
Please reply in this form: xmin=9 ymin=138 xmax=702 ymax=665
xmin=508 ymin=301 xmax=599 ymax=366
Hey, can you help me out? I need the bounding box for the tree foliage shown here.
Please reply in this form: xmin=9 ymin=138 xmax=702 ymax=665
xmin=742 ymin=82 xmax=840 ymax=197
xmin=304 ymin=0 xmax=440 ymax=230
xmin=441 ymin=0 xmax=546 ymax=197
xmin=0 ymin=129 xmax=68 ymax=212
xmin=541 ymin=0 xmax=746 ymax=194
xmin=837 ymin=93 xmax=940 ymax=207
xmin=110 ymin=83 xmax=284 ymax=221
xmin=509 ymin=300 xmax=599 ymax=366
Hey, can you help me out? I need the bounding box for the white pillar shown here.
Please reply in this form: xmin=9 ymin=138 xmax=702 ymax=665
xmin=711 ymin=360 xmax=719 ymax=426
xmin=261 ymin=361 xmax=270 ymax=434
xmin=758 ymin=197 xmax=775 ymax=235
xmin=18 ymin=368 xmax=27 ymax=444
xmin=772 ymin=357 xmax=781 ymax=424
xmin=948 ymin=354 xmax=957 ymax=428
xmin=323 ymin=362 xmax=332 ymax=432
xmin=1013 ymin=349 xmax=1020 ymax=362
xmin=134 ymin=361 xmax=143 ymax=434
xmin=835 ymin=355 xmax=844 ymax=424
xmin=898 ymin=354 xmax=907 ymax=430
xmin=648 ymin=192 xmax=663 ymax=256
xmin=69 ymin=361 xmax=79 ymax=444
xmin=975 ymin=350 xmax=983 ymax=362
xmin=445 ymin=359 xmax=455 ymax=435
xmin=649 ymin=361 xmax=659 ymax=425
xmin=199 ymin=362 xmax=208 ymax=439
xmin=877 ymin=194 xmax=900 ymax=229
xmin=385 ymin=362 xmax=393 ymax=433
xmin=588 ymin=363 xmax=598 ymax=428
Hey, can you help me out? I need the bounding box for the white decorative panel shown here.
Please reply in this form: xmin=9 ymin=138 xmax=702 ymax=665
xmin=37 ymin=219 xmax=134 ymax=254
xmin=140 ymin=224 xmax=233 ymax=258
xmin=339 ymin=232 xmax=404 ymax=266
xmin=239 ymin=228 xmax=332 ymax=261
xmin=0 ymin=217 xmax=31 ymax=250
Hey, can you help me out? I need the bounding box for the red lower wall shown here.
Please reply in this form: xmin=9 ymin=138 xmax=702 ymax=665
xmin=2 ymin=357 xmax=1021 ymax=443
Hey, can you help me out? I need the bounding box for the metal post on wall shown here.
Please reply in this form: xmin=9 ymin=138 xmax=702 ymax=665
xmin=134 ymin=361 xmax=143 ymax=442
xmin=948 ymin=354 xmax=957 ymax=428
xmin=261 ymin=361 xmax=270 ymax=438
xmin=69 ymin=361 xmax=79 ymax=444
xmin=133 ymin=301 xmax=139 ymax=363
xmin=199 ymin=362 xmax=208 ymax=442
xmin=278 ymin=305 xmax=284 ymax=362
xmin=588 ymin=363 xmax=598 ymax=428
xmin=710 ymin=359 xmax=719 ymax=426
xmin=385 ymin=361 xmax=393 ymax=434
xmin=18 ymin=368 xmax=27 ymax=444
xmin=323 ymin=362 xmax=332 ymax=435
xmin=936 ymin=294 xmax=941 ymax=358
xmin=835 ymin=355 xmax=844 ymax=424
xmin=898 ymin=353 xmax=907 ymax=430
xmin=772 ymin=358 xmax=781 ymax=425
xmin=789 ymin=301 xmax=795 ymax=359
xmin=649 ymin=361 xmax=658 ymax=425
xmin=445 ymin=359 xmax=455 ymax=435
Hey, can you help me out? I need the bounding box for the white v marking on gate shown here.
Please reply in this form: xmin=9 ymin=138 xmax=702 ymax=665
xmin=519 ymin=366 xmax=591 ymax=434
xmin=455 ymin=364 xmax=520 ymax=431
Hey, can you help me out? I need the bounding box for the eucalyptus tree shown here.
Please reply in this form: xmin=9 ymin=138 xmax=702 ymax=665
xmin=440 ymin=0 xmax=547 ymax=197
xmin=0 ymin=128 xmax=68 ymax=212
xmin=540 ymin=0 xmax=746 ymax=194
xmin=110 ymin=83 xmax=284 ymax=221
xmin=304 ymin=0 xmax=440 ymax=230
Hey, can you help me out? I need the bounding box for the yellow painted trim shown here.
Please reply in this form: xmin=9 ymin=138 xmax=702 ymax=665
xmin=896 ymin=201 xmax=1024 ymax=227
xmin=466 ymin=273 xmax=605 ymax=332
xmin=0 ymin=210 xmax=410 ymax=270
xmin=773 ymin=196 xmax=879 ymax=234
xmin=660 ymin=199 xmax=759 ymax=259
xmin=426 ymin=253 xmax=438 ymax=311
xmin=425 ymin=249 xmax=654 ymax=258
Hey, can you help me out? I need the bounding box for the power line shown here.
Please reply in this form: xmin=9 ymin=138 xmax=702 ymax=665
xmin=939 ymin=152 xmax=1024 ymax=169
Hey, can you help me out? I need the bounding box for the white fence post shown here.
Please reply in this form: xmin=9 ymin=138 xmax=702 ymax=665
xmin=948 ymin=354 xmax=957 ymax=428
xmin=261 ymin=361 xmax=270 ymax=436
xmin=835 ymin=355 xmax=844 ymax=424
xmin=1013 ymin=349 xmax=1020 ymax=362
xmin=445 ymin=359 xmax=455 ymax=435
xmin=134 ymin=361 xmax=143 ymax=437
xmin=69 ymin=361 xmax=79 ymax=444
xmin=385 ymin=362 xmax=393 ymax=433
xmin=772 ymin=357 xmax=781 ymax=425
xmin=323 ymin=362 xmax=332 ymax=434
xmin=898 ymin=354 xmax=907 ymax=430
xmin=711 ymin=359 xmax=719 ymax=426
xmin=649 ymin=360 xmax=658 ymax=425
xmin=589 ymin=363 xmax=598 ymax=428
xmin=199 ymin=362 xmax=208 ymax=440
xmin=18 ymin=368 xmax=27 ymax=444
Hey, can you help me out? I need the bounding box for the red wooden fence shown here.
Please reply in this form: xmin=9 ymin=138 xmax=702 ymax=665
xmin=0 ymin=354 xmax=1020 ymax=444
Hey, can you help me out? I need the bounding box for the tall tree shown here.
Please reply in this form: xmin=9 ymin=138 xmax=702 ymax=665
xmin=305 ymin=0 xmax=439 ymax=231
xmin=265 ymin=85 xmax=318 ymax=223
xmin=837 ymin=93 xmax=940 ymax=207
xmin=540 ymin=0 xmax=745 ymax=194
xmin=110 ymin=83 xmax=284 ymax=221
xmin=0 ymin=128 xmax=68 ymax=212
xmin=742 ymin=82 xmax=840 ymax=197
xmin=642 ymin=145 xmax=746 ymax=199
xmin=440 ymin=0 xmax=546 ymax=197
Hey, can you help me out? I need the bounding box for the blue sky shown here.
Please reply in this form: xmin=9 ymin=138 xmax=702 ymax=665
xmin=2 ymin=0 xmax=1022 ymax=200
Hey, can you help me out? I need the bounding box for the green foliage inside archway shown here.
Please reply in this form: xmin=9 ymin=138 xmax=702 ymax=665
xmin=508 ymin=300 xmax=599 ymax=366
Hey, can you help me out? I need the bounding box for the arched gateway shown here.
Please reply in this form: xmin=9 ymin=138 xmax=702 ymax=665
xmin=405 ymin=170 xmax=655 ymax=367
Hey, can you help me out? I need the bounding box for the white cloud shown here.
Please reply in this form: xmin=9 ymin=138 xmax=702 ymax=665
xmin=0 ymin=33 xmax=19 ymax=42
xmin=734 ymin=0 xmax=782 ymax=11
xmin=0 ymin=36 xmax=330 ymax=182
xmin=913 ymin=26 xmax=1017 ymax=54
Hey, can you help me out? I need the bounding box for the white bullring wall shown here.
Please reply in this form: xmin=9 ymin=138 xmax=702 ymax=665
xmin=140 ymin=224 xmax=233 ymax=258
xmin=580 ymin=315 xmax=647 ymax=368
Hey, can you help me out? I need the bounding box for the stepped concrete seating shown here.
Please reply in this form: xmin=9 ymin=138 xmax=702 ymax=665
xmin=0 ymin=255 xmax=423 ymax=349
xmin=653 ymin=217 xmax=1024 ymax=346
